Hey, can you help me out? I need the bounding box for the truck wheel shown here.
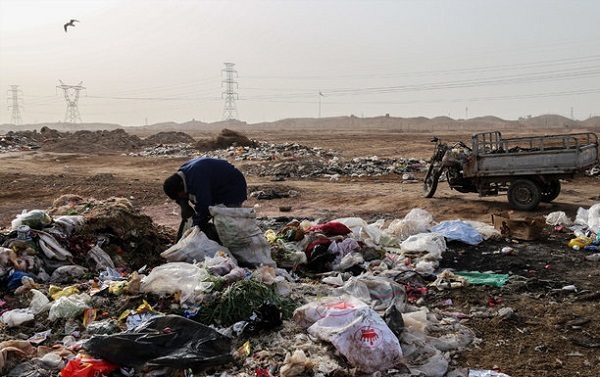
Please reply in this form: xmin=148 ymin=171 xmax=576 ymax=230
xmin=540 ymin=179 xmax=561 ymax=202
xmin=423 ymin=163 xmax=443 ymax=198
xmin=508 ymin=179 xmax=541 ymax=211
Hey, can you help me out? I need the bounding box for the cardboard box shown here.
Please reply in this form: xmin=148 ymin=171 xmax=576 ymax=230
xmin=491 ymin=212 xmax=545 ymax=241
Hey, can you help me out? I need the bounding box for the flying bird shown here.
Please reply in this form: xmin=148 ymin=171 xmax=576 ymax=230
xmin=64 ymin=19 xmax=79 ymax=32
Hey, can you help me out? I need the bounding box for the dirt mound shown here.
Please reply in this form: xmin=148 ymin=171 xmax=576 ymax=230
xmin=194 ymin=128 xmax=257 ymax=151
xmin=144 ymin=131 xmax=195 ymax=145
xmin=41 ymin=129 xmax=146 ymax=153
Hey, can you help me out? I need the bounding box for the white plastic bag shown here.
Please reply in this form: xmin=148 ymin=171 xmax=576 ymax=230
xmin=334 ymin=276 xmax=407 ymax=312
xmin=293 ymin=295 xmax=405 ymax=374
xmin=1 ymin=308 xmax=35 ymax=327
xmin=161 ymin=226 xmax=231 ymax=263
xmin=464 ymin=220 xmax=500 ymax=240
xmin=48 ymin=293 xmax=92 ymax=321
xmin=386 ymin=208 xmax=435 ymax=240
xmin=140 ymin=262 xmax=213 ymax=304
xmin=29 ymin=289 xmax=50 ymax=315
xmin=400 ymin=233 xmax=446 ymax=261
xmin=587 ymin=203 xmax=600 ymax=232
xmin=575 ymin=207 xmax=589 ymax=226
xmin=545 ymin=211 xmax=573 ymax=226
xmin=210 ymin=206 xmax=276 ymax=267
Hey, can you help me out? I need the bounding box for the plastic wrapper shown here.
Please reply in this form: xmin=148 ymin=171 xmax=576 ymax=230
xmin=50 ymin=265 xmax=88 ymax=283
xmin=0 ymin=308 xmax=35 ymax=327
xmin=545 ymin=211 xmax=573 ymax=226
xmin=386 ymin=208 xmax=435 ymax=240
xmin=454 ymin=271 xmax=509 ymax=287
xmin=60 ymin=357 xmax=118 ymax=377
xmin=48 ymin=293 xmax=92 ymax=321
xmin=28 ymin=288 xmax=50 ymax=315
xmin=468 ymin=370 xmax=511 ymax=377
xmin=587 ymin=203 xmax=600 ymax=232
xmin=161 ymin=226 xmax=232 ymax=263
xmin=11 ymin=209 xmax=52 ymax=230
xmin=86 ymin=245 xmax=115 ymax=271
xmin=293 ymin=295 xmax=405 ymax=374
xmin=464 ymin=220 xmax=500 ymax=240
xmin=140 ymin=262 xmax=213 ymax=304
xmin=400 ymin=233 xmax=446 ymax=261
xmin=210 ymin=205 xmax=276 ymax=267
xmin=83 ymin=314 xmax=233 ymax=369
xmin=334 ymin=275 xmax=407 ymax=312
xmin=53 ymin=215 xmax=85 ymax=235
xmin=430 ymin=220 xmax=483 ymax=245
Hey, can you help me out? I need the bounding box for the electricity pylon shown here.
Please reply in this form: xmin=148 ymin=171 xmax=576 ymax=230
xmin=57 ymin=80 xmax=85 ymax=123
xmin=221 ymin=63 xmax=239 ymax=120
xmin=7 ymin=85 xmax=23 ymax=125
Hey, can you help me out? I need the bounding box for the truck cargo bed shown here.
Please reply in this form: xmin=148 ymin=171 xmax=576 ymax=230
xmin=463 ymin=131 xmax=599 ymax=178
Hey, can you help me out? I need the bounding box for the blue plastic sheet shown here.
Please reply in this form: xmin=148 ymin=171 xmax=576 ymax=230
xmin=430 ymin=220 xmax=483 ymax=245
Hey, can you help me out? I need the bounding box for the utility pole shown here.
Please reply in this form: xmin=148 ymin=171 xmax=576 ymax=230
xmin=57 ymin=80 xmax=85 ymax=123
xmin=7 ymin=85 xmax=23 ymax=125
xmin=221 ymin=63 xmax=238 ymax=121
xmin=319 ymin=91 xmax=324 ymax=118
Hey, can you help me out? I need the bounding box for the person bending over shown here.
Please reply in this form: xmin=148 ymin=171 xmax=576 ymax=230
xmin=163 ymin=157 xmax=247 ymax=241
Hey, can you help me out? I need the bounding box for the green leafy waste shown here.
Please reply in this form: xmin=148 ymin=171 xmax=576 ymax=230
xmin=197 ymin=278 xmax=297 ymax=327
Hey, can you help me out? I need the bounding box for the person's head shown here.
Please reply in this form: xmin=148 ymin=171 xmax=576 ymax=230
xmin=163 ymin=173 xmax=185 ymax=200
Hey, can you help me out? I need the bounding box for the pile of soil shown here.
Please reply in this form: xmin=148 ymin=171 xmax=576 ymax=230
xmin=143 ymin=131 xmax=195 ymax=145
xmin=41 ymin=129 xmax=146 ymax=153
xmin=194 ymin=128 xmax=257 ymax=151
xmin=2 ymin=128 xmax=197 ymax=154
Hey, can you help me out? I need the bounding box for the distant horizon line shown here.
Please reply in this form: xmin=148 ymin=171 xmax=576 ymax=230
xmin=1 ymin=112 xmax=597 ymax=128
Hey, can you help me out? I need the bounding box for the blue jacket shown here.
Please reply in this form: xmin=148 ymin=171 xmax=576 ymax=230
xmin=177 ymin=157 xmax=247 ymax=227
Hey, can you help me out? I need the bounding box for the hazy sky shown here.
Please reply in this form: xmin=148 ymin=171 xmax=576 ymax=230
xmin=1 ymin=0 xmax=600 ymax=126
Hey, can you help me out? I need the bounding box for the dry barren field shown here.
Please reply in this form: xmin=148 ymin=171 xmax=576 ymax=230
xmin=1 ymin=124 xmax=599 ymax=376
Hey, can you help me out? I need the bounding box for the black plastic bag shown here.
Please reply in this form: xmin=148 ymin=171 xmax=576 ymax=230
xmin=84 ymin=314 xmax=232 ymax=370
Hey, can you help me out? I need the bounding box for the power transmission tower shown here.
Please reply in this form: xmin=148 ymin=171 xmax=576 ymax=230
xmin=221 ymin=62 xmax=239 ymax=120
xmin=7 ymin=85 xmax=23 ymax=125
xmin=57 ymin=80 xmax=85 ymax=123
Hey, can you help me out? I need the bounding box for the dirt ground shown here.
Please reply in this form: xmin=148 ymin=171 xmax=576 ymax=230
xmin=1 ymin=126 xmax=600 ymax=376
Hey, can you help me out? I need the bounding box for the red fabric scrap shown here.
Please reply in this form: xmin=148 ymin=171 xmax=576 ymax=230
xmin=306 ymin=221 xmax=352 ymax=236
xmin=305 ymin=238 xmax=332 ymax=259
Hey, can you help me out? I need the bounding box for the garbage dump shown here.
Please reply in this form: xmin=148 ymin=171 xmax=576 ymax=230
xmin=1 ymin=196 xmax=599 ymax=376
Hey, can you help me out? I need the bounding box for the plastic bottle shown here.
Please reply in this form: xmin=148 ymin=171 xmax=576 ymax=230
xmin=568 ymin=236 xmax=593 ymax=249
xmin=584 ymin=245 xmax=599 ymax=251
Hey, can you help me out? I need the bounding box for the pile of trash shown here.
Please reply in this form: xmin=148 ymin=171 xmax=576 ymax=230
xmin=547 ymin=204 xmax=600 ymax=256
xmin=2 ymin=196 xmax=599 ymax=377
xmin=134 ymin=140 xmax=426 ymax=179
xmin=244 ymin=155 xmax=425 ymax=179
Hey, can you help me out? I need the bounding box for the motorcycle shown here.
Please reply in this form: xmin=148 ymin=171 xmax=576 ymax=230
xmin=423 ymin=136 xmax=475 ymax=198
